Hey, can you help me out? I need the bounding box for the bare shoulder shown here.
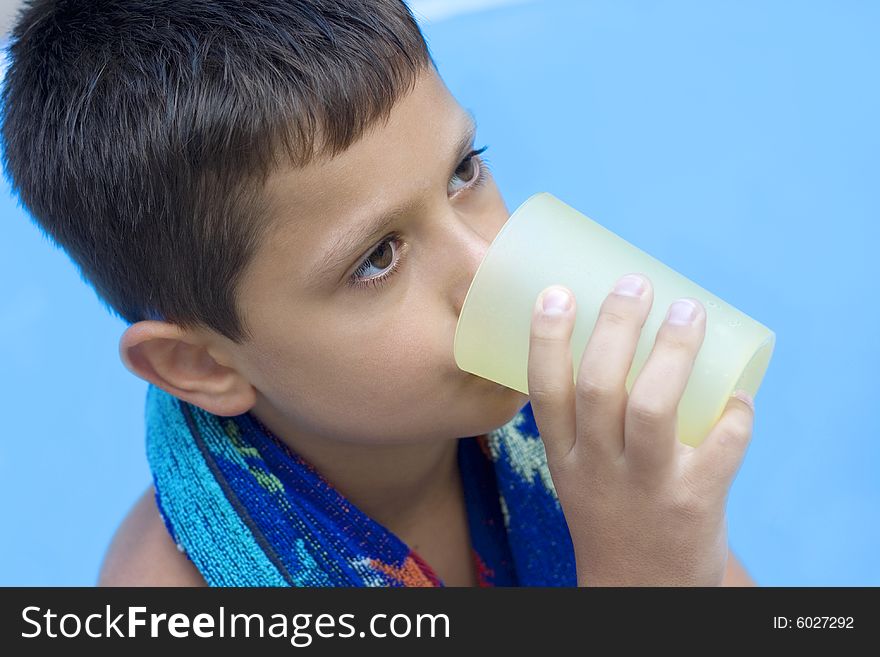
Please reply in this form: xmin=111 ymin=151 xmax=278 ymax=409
xmin=97 ymin=485 xmax=207 ymax=587
xmin=721 ymin=550 xmax=757 ymax=587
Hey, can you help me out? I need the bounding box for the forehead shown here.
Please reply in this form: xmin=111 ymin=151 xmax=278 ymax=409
xmin=263 ymin=68 xmax=461 ymax=227
xmin=242 ymin=68 xmax=467 ymax=301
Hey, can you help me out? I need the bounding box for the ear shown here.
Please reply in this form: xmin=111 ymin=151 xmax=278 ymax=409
xmin=118 ymin=320 xmax=256 ymax=417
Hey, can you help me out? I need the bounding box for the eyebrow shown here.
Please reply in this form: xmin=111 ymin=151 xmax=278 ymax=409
xmin=306 ymin=111 xmax=479 ymax=289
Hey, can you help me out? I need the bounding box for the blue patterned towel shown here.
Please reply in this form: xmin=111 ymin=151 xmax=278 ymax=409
xmin=145 ymin=383 xmax=576 ymax=586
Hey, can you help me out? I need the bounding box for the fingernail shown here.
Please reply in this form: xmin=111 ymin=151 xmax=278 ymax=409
xmin=666 ymin=299 xmax=698 ymax=325
xmin=542 ymin=288 xmax=571 ymax=315
xmin=613 ymin=274 xmax=646 ymax=298
xmin=733 ymin=389 xmax=755 ymax=410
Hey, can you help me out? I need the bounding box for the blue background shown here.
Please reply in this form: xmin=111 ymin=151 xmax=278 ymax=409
xmin=1 ymin=0 xmax=877 ymax=585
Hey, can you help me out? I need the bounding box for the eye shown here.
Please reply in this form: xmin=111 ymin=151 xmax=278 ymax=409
xmin=348 ymin=234 xmax=408 ymax=291
xmin=348 ymin=146 xmax=492 ymax=293
xmin=448 ymin=146 xmax=490 ymax=196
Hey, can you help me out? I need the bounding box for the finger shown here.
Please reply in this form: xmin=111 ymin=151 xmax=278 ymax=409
xmin=527 ymin=285 xmax=578 ymax=466
xmin=624 ymin=297 xmax=706 ymax=472
xmin=575 ymin=273 xmax=653 ymax=462
xmin=683 ymin=391 xmax=755 ymax=503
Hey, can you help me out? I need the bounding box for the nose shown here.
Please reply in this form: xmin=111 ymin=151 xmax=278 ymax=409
xmin=443 ymin=215 xmax=495 ymax=320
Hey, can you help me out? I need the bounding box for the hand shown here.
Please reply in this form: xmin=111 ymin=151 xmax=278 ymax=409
xmin=527 ymin=274 xmax=755 ymax=586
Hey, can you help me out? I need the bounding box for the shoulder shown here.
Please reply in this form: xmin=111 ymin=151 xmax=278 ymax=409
xmin=97 ymin=485 xmax=208 ymax=587
xmin=721 ymin=550 xmax=757 ymax=587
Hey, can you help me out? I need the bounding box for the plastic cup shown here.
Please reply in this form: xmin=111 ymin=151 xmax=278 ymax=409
xmin=454 ymin=192 xmax=775 ymax=448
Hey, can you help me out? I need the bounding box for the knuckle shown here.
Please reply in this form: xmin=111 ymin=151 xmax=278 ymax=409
xmin=671 ymin=486 xmax=714 ymax=522
xmin=527 ymin=379 xmax=569 ymax=403
xmin=529 ymin=331 xmax=563 ymax=349
xmin=531 ymin=313 xmax=572 ymax=340
xmin=679 ymin=466 xmax=710 ymax=503
xmin=626 ymin=398 xmax=671 ymax=426
xmin=716 ymin=419 xmax=753 ymax=448
xmin=596 ymin=307 xmax=631 ymax=329
xmin=576 ymin=375 xmax=617 ymax=404
xmin=656 ymin=330 xmax=695 ymax=352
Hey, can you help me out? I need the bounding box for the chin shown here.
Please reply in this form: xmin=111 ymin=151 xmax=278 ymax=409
xmin=486 ymin=386 xmax=531 ymax=419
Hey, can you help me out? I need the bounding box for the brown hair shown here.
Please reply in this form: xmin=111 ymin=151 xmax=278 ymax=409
xmin=1 ymin=0 xmax=435 ymax=342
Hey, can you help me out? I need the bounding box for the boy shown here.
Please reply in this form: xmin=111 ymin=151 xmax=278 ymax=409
xmin=2 ymin=0 xmax=755 ymax=586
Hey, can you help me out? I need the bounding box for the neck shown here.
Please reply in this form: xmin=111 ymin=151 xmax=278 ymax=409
xmin=248 ymin=401 xmax=464 ymax=535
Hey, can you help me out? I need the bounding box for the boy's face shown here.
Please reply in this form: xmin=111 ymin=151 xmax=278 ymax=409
xmin=127 ymin=66 xmax=529 ymax=445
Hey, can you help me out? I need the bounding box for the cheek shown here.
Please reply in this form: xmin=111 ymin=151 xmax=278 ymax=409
xmin=346 ymin=310 xmax=443 ymax=379
xmin=254 ymin=298 xmax=441 ymax=383
xmin=306 ymin=318 xmax=448 ymax=418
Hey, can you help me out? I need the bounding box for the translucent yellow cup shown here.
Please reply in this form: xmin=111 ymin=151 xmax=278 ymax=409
xmin=454 ymin=192 xmax=775 ymax=448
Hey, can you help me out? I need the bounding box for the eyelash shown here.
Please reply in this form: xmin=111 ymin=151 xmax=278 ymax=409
xmin=348 ymin=146 xmax=492 ymax=291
